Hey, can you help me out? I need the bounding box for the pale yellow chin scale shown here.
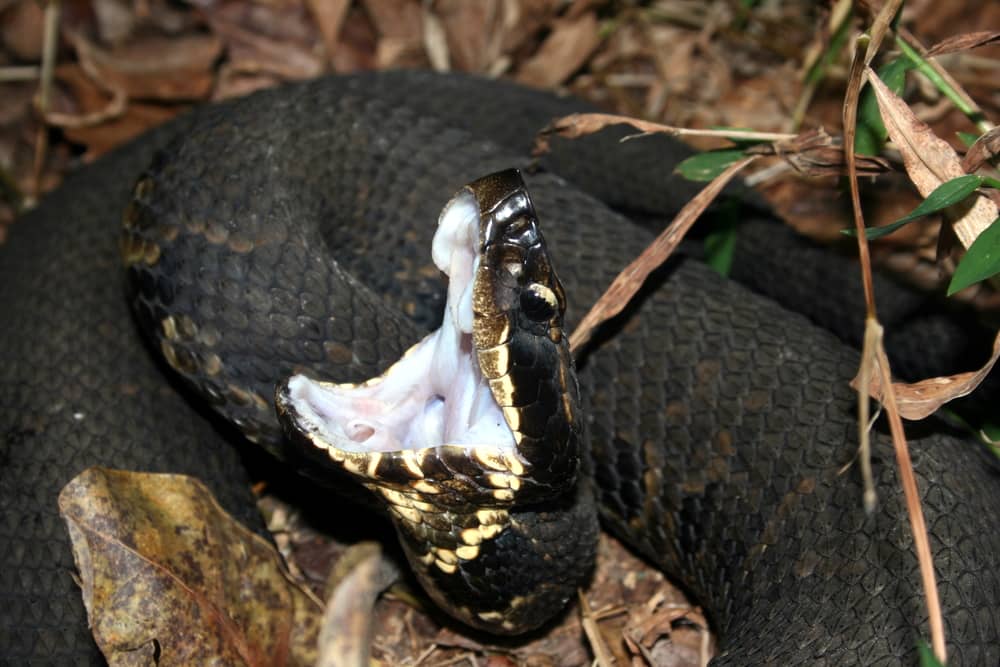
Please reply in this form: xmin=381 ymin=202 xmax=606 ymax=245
xmin=280 ymin=188 xmax=516 ymax=468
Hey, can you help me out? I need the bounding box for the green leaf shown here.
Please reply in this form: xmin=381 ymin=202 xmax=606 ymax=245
xmin=900 ymin=175 xmax=984 ymax=223
xmin=843 ymin=175 xmax=983 ymax=239
xmin=957 ymin=131 xmax=980 ymax=148
xmin=983 ymin=176 xmax=1000 ymax=191
xmin=949 ymin=216 xmax=1000 ymax=295
xmin=918 ymin=642 xmax=946 ymax=667
xmin=803 ymin=9 xmax=852 ymax=88
xmin=855 ymin=57 xmax=912 ymax=155
xmin=703 ymin=203 xmax=739 ymax=276
xmin=675 ymin=149 xmax=746 ymax=182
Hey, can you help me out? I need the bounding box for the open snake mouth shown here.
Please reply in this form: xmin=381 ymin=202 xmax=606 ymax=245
xmin=275 ymin=169 xmax=580 ymax=507
xmin=280 ymin=186 xmax=515 ymax=455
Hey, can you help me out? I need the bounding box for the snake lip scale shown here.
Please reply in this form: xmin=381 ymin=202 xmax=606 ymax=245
xmin=1 ymin=71 xmax=998 ymax=665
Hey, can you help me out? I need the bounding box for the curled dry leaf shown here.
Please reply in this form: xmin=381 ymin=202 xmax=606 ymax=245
xmin=852 ymin=329 xmax=1000 ymax=420
xmin=316 ymin=543 xmax=399 ymax=667
xmin=925 ymin=30 xmax=1000 ymax=57
xmin=866 ymin=67 xmax=999 ymax=249
xmin=516 ymin=11 xmax=601 ymax=88
xmin=304 ymin=0 xmax=351 ymax=66
xmin=750 ymin=128 xmax=891 ymax=178
xmin=54 ymin=64 xmax=175 ymax=156
xmin=70 ymin=32 xmax=221 ymax=101
xmin=58 ymin=467 xmax=321 ymax=667
xmin=961 ymin=126 xmax=1000 ymax=175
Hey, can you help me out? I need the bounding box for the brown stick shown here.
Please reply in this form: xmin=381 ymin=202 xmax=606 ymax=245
xmin=842 ymin=4 xmax=946 ymax=660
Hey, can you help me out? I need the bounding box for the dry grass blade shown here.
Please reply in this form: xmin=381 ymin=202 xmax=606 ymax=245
xmin=853 ymin=329 xmax=1000 ymax=420
xmin=534 ymin=112 xmax=794 ymax=155
xmin=867 ymin=66 xmax=998 ymax=249
xmin=843 ymin=7 xmax=946 ymax=659
xmin=29 ymin=0 xmax=61 ymax=205
xmin=869 ymin=319 xmax=947 ymax=664
xmin=577 ymin=590 xmax=615 ymax=667
xmin=926 ymin=30 xmax=1000 ymax=57
xmin=568 ymin=154 xmax=758 ymax=354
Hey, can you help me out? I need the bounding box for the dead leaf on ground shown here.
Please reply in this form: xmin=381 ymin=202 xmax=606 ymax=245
xmin=1 ymin=0 xmax=46 ymax=60
xmin=304 ymin=0 xmax=351 ymax=67
xmin=866 ymin=66 xmax=999 ymax=249
xmin=58 ymin=467 xmax=322 ymax=667
xmin=852 ymin=329 xmax=1000 ymax=420
xmin=71 ymin=32 xmax=221 ymax=101
xmin=54 ymin=64 xmax=176 ymax=157
xmin=363 ymin=0 xmax=427 ymax=69
xmin=317 ymin=543 xmax=399 ymax=667
xmin=516 ymin=11 xmax=602 ymax=88
xmin=204 ymin=2 xmax=326 ymax=83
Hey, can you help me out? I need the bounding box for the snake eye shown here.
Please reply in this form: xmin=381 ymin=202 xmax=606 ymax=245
xmin=520 ymin=283 xmax=558 ymax=322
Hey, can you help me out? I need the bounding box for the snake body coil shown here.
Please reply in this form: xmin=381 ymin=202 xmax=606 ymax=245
xmin=1 ymin=72 xmax=999 ymax=665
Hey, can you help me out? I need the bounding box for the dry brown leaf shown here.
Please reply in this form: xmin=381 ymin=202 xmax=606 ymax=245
xmin=433 ymin=0 xmax=508 ymax=73
xmin=866 ymin=66 xmax=999 ymax=249
xmin=422 ymin=5 xmax=450 ymax=71
xmin=305 ymin=0 xmax=351 ymax=66
xmin=71 ymin=33 xmax=220 ymax=101
xmin=210 ymin=18 xmax=325 ymax=81
xmin=926 ymin=30 xmax=1000 ymax=57
xmin=852 ymin=329 xmax=1000 ymax=420
xmin=961 ymin=126 xmax=1000 ymax=174
xmin=516 ymin=11 xmax=601 ymax=88
xmin=751 ymin=128 xmax=891 ymax=178
xmin=364 ymin=0 xmax=424 ymax=38
xmin=328 ymin=7 xmax=378 ymax=72
xmin=213 ymin=65 xmax=285 ymax=102
xmin=316 ymin=543 xmax=399 ymax=667
xmin=91 ymin=0 xmax=135 ymax=45
xmin=59 ymin=467 xmax=322 ymax=667
xmin=623 ymin=602 xmax=709 ymax=666
xmin=54 ymin=64 xmax=176 ymax=156
xmin=1 ymin=0 xmax=46 ymax=60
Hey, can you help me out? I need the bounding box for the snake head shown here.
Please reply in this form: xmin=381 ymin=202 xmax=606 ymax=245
xmin=275 ymin=168 xmax=580 ymax=508
xmin=275 ymin=169 xmax=594 ymax=634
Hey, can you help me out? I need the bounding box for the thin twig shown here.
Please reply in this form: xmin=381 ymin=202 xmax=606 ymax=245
xmin=30 ymin=0 xmax=61 ymax=204
xmin=577 ymin=590 xmax=616 ymax=667
xmin=842 ymin=4 xmax=947 ymax=661
xmin=0 ymin=65 xmax=40 ymax=82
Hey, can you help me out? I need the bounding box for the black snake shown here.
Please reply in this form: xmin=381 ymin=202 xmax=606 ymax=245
xmin=1 ymin=71 xmax=998 ymax=665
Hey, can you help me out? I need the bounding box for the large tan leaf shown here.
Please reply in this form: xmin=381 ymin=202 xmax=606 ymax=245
xmin=866 ymin=67 xmax=998 ymax=248
xmin=59 ymin=468 xmax=321 ymax=667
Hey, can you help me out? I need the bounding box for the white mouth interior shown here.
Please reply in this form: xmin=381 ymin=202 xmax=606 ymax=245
xmin=285 ymin=191 xmax=515 ymax=454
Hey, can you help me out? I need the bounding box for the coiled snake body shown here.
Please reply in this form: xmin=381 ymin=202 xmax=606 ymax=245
xmin=1 ymin=72 xmax=998 ymax=665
